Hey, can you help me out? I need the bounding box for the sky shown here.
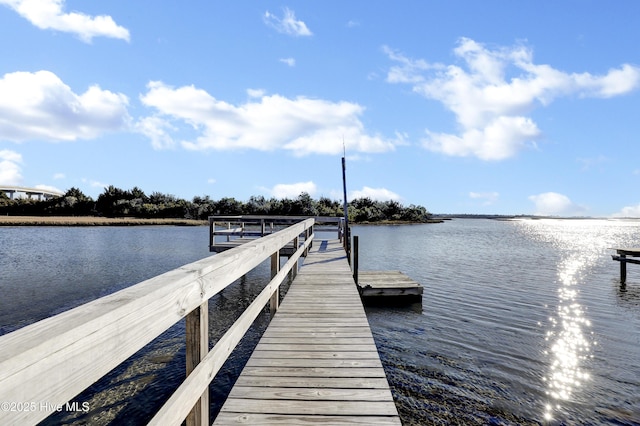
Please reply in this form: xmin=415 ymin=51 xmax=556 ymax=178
xmin=1 ymin=1 xmax=640 ymax=217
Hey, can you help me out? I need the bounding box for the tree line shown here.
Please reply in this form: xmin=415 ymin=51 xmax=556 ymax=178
xmin=0 ymin=185 xmax=433 ymax=223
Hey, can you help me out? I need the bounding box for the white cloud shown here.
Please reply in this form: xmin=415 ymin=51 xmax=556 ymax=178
xmin=0 ymin=0 xmax=130 ymax=42
xmin=53 ymin=172 xmax=65 ymax=180
xmin=267 ymin=181 xmax=317 ymax=198
xmin=0 ymin=149 xmax=23 ymax=185
xmin=0 ymin=70 xmax=130 ymax=142
xmin=528 ymin=192 xmax=586 ymax=216
xmin=207 ymin=178 xmax=216 ymax=185
xmin=469 ymin=191 xmax=499 ymax=205
xmin=425 ymin=116 xmax=540 ymax=161
xmin=136 ymin=115 xmax=176 ymax=149
xmin=247 ymin=88 xmax=266 ymax=98
xmin=280 ymin=57 xmax=296 ymax=67
xmin=263 ymin=7 xmax=312 ymax=37
xmin=611 ymin=204 xmax=640 ymax=218
xmin=385 ymin=38 xmax=640 ymax=161
xmin=349 ymin=186 xmax=401 ymax=202
xmin=139 ymin=81 xmax=398 ymax=156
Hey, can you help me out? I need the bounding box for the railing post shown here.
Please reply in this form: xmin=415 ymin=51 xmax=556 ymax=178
xmin=186 ymin=302 xmax=209 ymax=426
xmin=209 ymin=218 xmax=214 ymax=249
xmin=270 ymin=251 xmax=280 ymax=316
xmin=303 ymin=227 xmax=310 ymax=256
xmin=621 ymin=254 xmax=627 ymax=284
xmin=292 ymin=235 xmax=299 ymax=279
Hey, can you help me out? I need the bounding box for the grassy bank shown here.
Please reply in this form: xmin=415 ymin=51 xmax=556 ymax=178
xmin=0 ymin=216 xmax=208 ymax=226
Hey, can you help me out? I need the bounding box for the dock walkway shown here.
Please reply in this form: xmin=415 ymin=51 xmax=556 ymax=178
xmin=214 ymin=239 xmax=401 ymax=424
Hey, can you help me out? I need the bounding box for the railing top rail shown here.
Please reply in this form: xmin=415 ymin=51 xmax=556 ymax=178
xmin=0 ymin=218 xmax=315 ymax=425
xmin=209 ymin=215 xmax=343 ymax=224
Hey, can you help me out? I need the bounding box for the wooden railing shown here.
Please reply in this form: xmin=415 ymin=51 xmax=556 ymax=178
xmin=209 ymin=215 xmax=345 ymax=252
xmin=0 ymin=218 xmax=315 ymax=425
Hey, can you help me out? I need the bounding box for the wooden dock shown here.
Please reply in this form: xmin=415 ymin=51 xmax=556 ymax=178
xmin=214 ymin=239 xmax=401 ymax=425
xmin=612 ymin=247 xmax=640 ymax=284
xmin=0 ymin=217 xmax=403 ymax=425
xmin=357 ymin=270 xmax=423 ymax=298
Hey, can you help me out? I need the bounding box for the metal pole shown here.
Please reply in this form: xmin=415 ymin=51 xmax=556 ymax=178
xmin=342 ymin=156 xmax=350 ymax=259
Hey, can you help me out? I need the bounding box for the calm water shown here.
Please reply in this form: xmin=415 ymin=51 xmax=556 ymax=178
xmin=356 ymin=219 xmax=640 ymax=425
xmin=1 ymin=220 xmax=639 ymax=425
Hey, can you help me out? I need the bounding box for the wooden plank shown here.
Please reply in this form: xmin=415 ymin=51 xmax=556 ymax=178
xmin=614 ymin=247 xmax=640 ymax=256
xmin=361 ymin=287 xmax=423 ymax=297
xmin=257 ymin=337 xmax=375 ymax=345
xmin=227 ymin=386 xmax=393 ymax=401
xmin=219 ymin=399 xmax=398 ymax=416
xmin=245 ymin=358 xmax=384 ymax=369
xmin=233 ymin=376 xmax=391 ymax=388
xmin=253 ymin=343 xmax=378 ymax=352
xmin=214 ymin=413 xmax=401 ymax=425
xmin=261 ymin=330 xmax=373 ymax=338
xmin=237 ymin=366 xmax=389 ymax=378
xmin=214 ymin=239 xmax=400 ymax=425
xmin=249 ymin=350 xmax=381 ymax=359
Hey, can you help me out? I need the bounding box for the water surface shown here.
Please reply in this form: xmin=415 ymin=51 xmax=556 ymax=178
xmin=2 ymin=220 xmax=639 ymax=424
xmin=356 ymin=219 xmax=640 ymax=425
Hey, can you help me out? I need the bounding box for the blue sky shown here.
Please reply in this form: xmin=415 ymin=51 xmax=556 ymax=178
xmin=1 ymin=1 xmax=639 ymax=216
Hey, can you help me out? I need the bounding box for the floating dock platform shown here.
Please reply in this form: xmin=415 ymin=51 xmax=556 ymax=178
xmin=356 ymin=270 xmax=423 ymax=299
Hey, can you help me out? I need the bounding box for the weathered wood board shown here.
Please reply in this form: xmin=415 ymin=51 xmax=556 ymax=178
xmin=213 ymin=239 xmax=401 ymax=425
xmin=357 ymin=270 xmax=423 ymax=297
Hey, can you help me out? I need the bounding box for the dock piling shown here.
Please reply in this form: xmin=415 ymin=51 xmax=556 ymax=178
xmin=353 ymin=235 xmax=359 ymax=285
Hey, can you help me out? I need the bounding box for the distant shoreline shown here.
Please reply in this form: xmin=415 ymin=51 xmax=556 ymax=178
xmin=0 ymin=216 xmax=208 ymax=226
xmin=0 ymin=216 xmax=445 ymax=226
xmin=355 ymin=219 xmax=446 ymax=225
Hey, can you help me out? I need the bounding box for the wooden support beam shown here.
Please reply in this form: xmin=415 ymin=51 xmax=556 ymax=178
xmin=186 ymin=302 xmax=209 ymax=426
xmin=270 ymin=252 xmax=280 ymax=317
xmin=612 ymin=250 xmax=640 ymax=284
xmin=292 ymin=236 xmax=299 ymax=279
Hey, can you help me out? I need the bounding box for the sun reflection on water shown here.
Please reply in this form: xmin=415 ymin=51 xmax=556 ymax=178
xmin=543 ymin=257 xmax=594 ymax=421
xmin=515 ymin=219 xmax=609 ymax=422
